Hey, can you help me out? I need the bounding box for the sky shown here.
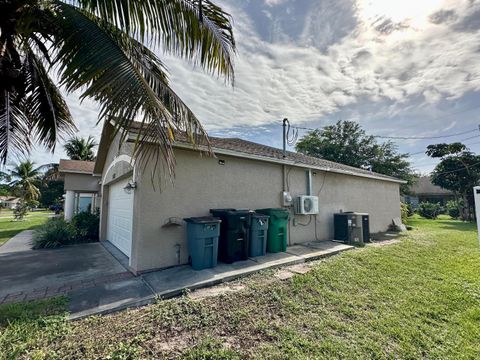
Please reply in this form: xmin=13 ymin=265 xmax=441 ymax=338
xmin=26 ymin=0 xmax=480 ymax=174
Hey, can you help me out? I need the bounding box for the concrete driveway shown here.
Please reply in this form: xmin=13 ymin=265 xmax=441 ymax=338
xmin=0 ymin=231 xmax=354 ymax=320
xmin=0 ymin=232 xmax=153 ymax=314
xmin=0 ymin=242 xmax=129 ymax=298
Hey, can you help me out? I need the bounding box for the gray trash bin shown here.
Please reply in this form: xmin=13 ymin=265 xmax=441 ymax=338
xmin=249 ymin=213 xmax=269 ymax=257
xmin=184 ymin=216 xmax=221 ymax=270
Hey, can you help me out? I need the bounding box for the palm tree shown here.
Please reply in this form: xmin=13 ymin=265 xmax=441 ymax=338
xmin=64 ymin=136 xmax=97 ymax=161
xmin=0 ymin=1 xmax=235 ymax=178
xmin=8 ymin=160 xmax=51 ymax=201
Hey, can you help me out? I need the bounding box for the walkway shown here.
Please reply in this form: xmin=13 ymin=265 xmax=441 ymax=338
xmin=0 ymin=231 xmax=354 ymax=319
xmin=69 ymin=241 xmax=353 ymax=319
xmin=0 ymin=230 xmax=34 ymax=254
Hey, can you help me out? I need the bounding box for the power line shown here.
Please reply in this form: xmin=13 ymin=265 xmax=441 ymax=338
xmin=283 ymin=122 xmax=480 ymax=141
xmin=432 ymin=160 xmax=480 ymax=176
xmin=408 ymin=134 xmax=480 ymax=156
xmin=372 ymin=129 xmax=477 ymax=140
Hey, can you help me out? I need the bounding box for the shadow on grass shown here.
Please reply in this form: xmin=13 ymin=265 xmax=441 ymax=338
xmin=0 ymin=297 xmax=67 ymax=327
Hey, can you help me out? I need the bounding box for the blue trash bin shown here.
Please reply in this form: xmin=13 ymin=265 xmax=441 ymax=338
xmin=249 ymin=213 xmax=269 ymax=257
xmin=184 ymin=216 xmax=221 ymax=270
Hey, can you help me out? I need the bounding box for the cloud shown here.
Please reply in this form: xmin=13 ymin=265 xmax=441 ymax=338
xmin=429 ymin=9 xmax=457 ymax=24
xmin=18 ymin=0 xmax=480 ymax=176
xmin=159 ymin=0 xmax=478 ymax=138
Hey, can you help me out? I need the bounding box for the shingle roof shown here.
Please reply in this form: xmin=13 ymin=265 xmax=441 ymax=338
xmin=59 ymin=159 xmax=95 ymax=174
xmin=410 ymin=176 xmax=453 ymax=195
xmin=201 ymin=137 xmax=403 ymax=183
xmin=123 ymin=123 xmax=404 ymax=184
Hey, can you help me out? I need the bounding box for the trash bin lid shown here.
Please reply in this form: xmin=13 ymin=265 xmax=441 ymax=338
xmin=209 ymin=208 xmax=236 ymax=215
xmin=226 ymin=209 xmax=252 ymax=215
xmin=252 ymin=213 xmax=269 ymax=219
xmin=184 ymin=216 xmax=221 ymax=224
xmin=256 ymin=208 xmax=289 ymax=219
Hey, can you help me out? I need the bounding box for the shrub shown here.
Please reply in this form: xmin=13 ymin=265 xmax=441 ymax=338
xmin=418 ymin=202 xmax=441 ymax=219
xmin=71 ymin=211 xmax=100 ymax=242
xmin=400 ymin=202 xmax=409 ymax=224
xmin=32 ymin=218 xmax=76 ymax=249
xmin=13 ymin=201 xmax=28 ymax=221
xmin=406 ymin=203 xmax=415 ymax=217
xmin=446 ymin=199 xmax=462 ymax=219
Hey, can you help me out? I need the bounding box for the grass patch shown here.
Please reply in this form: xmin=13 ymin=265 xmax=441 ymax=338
xmin=0 ymin=297 xmax=67 ymax=359
xmin=0 ymin=211 xmax=54 ymax=246
xmin=0 ymin=217 xmax=479 ymax=359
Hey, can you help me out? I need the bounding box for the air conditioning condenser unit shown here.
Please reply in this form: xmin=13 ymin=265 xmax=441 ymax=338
xmin=294 ymin=195 xmax=319 ymax=215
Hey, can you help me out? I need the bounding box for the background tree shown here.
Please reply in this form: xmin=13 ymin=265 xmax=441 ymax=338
xmin=38 ymin=180 xmax=64 ymax=208
xmin=1 ymin=0 xmax=235 ymax=179
xmin=0 ymin=184 xmax=11 ymax=197
xmin=8 ymin=161 xmax=46 ymax=202
xmin=426 ymin=142 xmax=480 ymax=221
xmin=295 ymin=120 xmax=418 ymax=193
xmin=64 ymin=136 xmax=97 ymax=161
xmin=38 ymin=163 xmax=64 ymax=208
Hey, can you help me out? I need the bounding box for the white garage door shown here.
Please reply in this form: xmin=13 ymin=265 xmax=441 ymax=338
xmin=107 ymin=178 xmax=134 ymax=257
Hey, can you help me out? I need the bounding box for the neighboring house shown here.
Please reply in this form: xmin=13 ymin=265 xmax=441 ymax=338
xmin=58 ymin=160 xmax=101 ymax=220
xmin=0 ymin=196 xmax=21 ymax=209
xmin=84 ymin=122 xmax=404 ymax=274
xmin=408 ymin=176 xmax=455 ymax=206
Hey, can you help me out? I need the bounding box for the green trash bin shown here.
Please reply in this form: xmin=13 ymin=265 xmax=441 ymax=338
xmin=210 ymin=209 xmax=251 ymax=263
xmin=184 ymin=216 xmax=221 ymax=270
xmin=256 ymin=208 xmax=289 ymax=253
xmin=249 ymin=213 xmax=269 ymax=257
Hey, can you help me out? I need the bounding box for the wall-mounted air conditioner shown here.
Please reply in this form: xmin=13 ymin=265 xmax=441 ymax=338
xmin=294 ymin=195 xmax=319 ymax=215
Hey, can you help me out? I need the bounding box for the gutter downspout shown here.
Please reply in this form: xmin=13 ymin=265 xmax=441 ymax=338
xmin=282 ymin=118 xmax=293 ymax=246
xmin=306 ymin=169 xmax=312 ymax=195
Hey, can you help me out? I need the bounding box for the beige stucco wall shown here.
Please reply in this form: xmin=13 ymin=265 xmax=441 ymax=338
xmin=128 ymin=148 xmax=401 ymax=272
xmin=63 ymin=173 xmax=100 ymax=192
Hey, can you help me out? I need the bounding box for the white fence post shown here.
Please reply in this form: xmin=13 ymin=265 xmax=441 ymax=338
xmin=473 ymin=186 xmax=480 ymax=244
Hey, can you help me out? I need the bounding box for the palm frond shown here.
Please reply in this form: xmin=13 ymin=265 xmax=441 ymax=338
xmin=22 ymin=46 xmax=76 ymax=151
xmin=0 ymin=90 xmax=31 ymax=163
xmin=64 ymin=136 xmax=97 ymax=160
xmin=72 ymin=0 xmax=235 ymax=82
xmin=53 ymin=3 xmax=211 ymax=178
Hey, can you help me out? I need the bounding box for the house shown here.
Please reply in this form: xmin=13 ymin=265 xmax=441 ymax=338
xmin=408 ymin=176 xmax=455 ymax=206
xmin=0 ymin=196 xmax=21 ymax=209
xmin=58 ymin=160 xmax=101 ymax=219
xmin=81 ymin=122 xmax=404 ymax=274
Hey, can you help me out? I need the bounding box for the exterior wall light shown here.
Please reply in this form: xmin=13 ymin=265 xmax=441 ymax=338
xmin=124 ymin=180 xmax=137 ymax=194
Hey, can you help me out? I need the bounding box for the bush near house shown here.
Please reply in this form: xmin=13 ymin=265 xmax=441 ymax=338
xmin=71 ymin=211 xmax=100 ymax=242
xmin=446 ymin=199 xmax=463 ymax=219
xmin=32 ymin=218 xmax=76 ymax=249
xmin=400 ymin=202 xmax=410 ymax=224
xmin=406 ymin=203 xmax=415 ymax=217
xmin=418 ymin=202 xmax=441 ymax=219
xmin=32 ymin=212 xmax=100 ymax=249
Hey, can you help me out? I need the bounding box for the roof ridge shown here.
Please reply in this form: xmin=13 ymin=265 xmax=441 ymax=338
xmin=127 ymin=125 xmax=403 ymax=183
xmin=209 ymin=136 xmax=397 ymax=180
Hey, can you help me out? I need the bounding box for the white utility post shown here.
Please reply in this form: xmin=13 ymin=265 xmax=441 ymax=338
xmin=473 ymin=186 xmax=480 ymax=244
xmin=64 ymin=190 xmax=75 ymax=221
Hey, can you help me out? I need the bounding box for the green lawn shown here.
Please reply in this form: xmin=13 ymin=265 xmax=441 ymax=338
xmin=0 ymin=210 xmax=54 ymax=246
xmin=1 ymin=217 xmax=480 ymax=359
